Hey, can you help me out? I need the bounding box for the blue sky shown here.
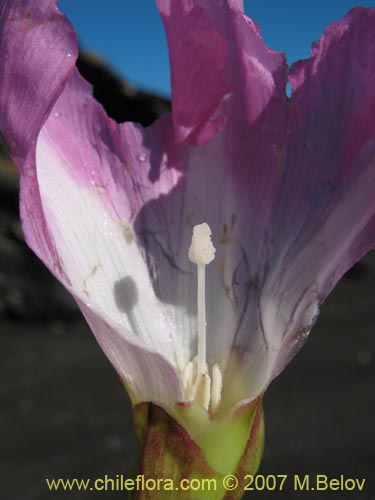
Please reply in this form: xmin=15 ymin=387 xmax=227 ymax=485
xmin=58 ymin=0 xmax=374 ymax=97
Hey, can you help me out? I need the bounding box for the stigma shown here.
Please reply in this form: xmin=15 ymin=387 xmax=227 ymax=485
xmin=182 ymin=223 xmax=223 ymax=414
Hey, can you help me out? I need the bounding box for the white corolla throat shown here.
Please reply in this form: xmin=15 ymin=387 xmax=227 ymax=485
xmin=183 ymin=223 xmax=223 ymax=413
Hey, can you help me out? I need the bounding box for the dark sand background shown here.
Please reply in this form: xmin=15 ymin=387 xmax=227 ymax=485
xmin=0 ymin=56 xmax=374 ymax=500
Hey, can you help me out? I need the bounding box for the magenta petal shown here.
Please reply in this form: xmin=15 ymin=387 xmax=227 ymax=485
xmin=0 ymin=0 xmax=77 ymax=165
xmin=0 ymin=0 xmax=77 ymax=279
xmin=0 ymin=0 xmax=183 ymax=405
xmin=144 ymin=3 xmax=375 ymax=398
xmin=144 ymin=0 xmax=289 ymax=393
xmin=157 ymin=0 xmax=229 ymax=144
xmin=34 ymin=71 xmax=185 ymax=403
xmin=266 ymin=7 xmax=375 ymax=381
xmin=157 ymin=0 xmax=286 ymax=145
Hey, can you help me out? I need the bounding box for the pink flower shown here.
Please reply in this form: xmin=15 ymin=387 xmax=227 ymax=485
xmin=1 ymin=0 xmax=375 ymax=415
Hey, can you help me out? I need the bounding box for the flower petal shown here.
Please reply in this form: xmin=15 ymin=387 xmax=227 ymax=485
xmin=35 ymin=72 xmax=186 ymax=402
xmin=0 ymin=0 xmax=183 ymax=405
xmin=157 ymin=0 xmax=286 ymax=144
xmin=141 ymin=0 xmax=288 ymax=393
xmin=142 ymin=3 xmax=375 ymax=400
xmin=156 ymin=0 xmax=229 ymax=144
xmin=0 ymin=0 xmax=77 ymax=268
xmin=264 ymin=7 xmax=375 ymax=384
xmin=0 ymin=0 xmax=77 ymax=164
xmin=77 ymin=300 xmax=183 ymax=404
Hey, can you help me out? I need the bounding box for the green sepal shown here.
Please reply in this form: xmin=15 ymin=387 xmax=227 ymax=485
xmin=131 ymin=397 xmax=264 ymax=500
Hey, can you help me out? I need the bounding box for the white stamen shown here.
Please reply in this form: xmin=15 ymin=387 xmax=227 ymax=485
xmin=182 ymin=359 xmax=223 ymax=413
xmin=197 ymin=264 xmax=207 ymax=374
xmin=188 ymin=223 xmax=215 ymax=375
xmin=194 ymin=373 xmax=211 ymax=409
xmin=210 ymin=363 xmax=223 ymax=414
xmin=182 ymin=223 xmax=223 ymax=414
xmin=182 ymin=361 xmax=193 ymax=393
